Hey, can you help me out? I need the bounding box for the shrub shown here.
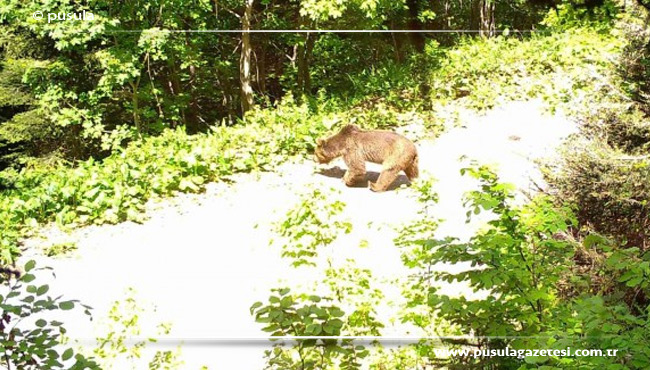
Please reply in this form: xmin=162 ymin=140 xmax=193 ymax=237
xmin=91 ymin=288 xmax=184 ymax=370
xmin=398 ymin=165 xmax=650 ymax=369
xmin=426 ymin=26 xmax=621 ymax=112
xmin=580 ymin=103 xmax=650 ymax=154
xmin=618 ymin=5 xmax=650 ymax=111
xmin=0 ymin=98 xmax=330 ymax=264
xmin=271 ymin=188 xmax=352 ymax=268
xmin=0 ymin=260 xmax=99 ymax=370
xmin=545 ymin=138 xmax=650 ymax=250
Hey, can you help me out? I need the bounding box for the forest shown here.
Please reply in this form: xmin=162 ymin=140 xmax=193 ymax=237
xmin=1 ymin=0 xmax=650 ymax=369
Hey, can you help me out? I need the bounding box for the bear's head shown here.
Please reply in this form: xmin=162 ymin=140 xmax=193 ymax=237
xmin=314 ymin=124 xmax=360 ymax=164
xmin=314 ymin=137 xmax=335 ymax=164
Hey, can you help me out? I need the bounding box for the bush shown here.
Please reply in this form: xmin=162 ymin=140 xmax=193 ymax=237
xmin=253 ymin=189 xmax=383 ymax=370
xmin=0 ymin=98 xmax=331 ymax=264
xmin=398 ymin=165 xmax=650 ymax=369
xmin=426 ymin=26 xmax=621 ymax=112
xmin=0 ymin=58 xmax=53 ymax=170
xmin=618 ymin=5 xmax=650 ymax=111
xmin=0 ymin=260 xmax=99 ymax=370
xmin=545 ymin=138 xmax=650 ymax=248
xmin=580 ymin=103 xmax=650 ymax=153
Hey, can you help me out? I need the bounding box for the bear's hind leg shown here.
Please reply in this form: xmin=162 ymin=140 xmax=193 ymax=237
xmin=370 ymin=167 xmax=400 ymax=192
xmin=404 ymin=154 xmax=419 ymax=181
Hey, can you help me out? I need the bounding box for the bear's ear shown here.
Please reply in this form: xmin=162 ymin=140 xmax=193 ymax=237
xmin=316 ymin=138 xmax=324 ymax=146
xmin=342 ymin=124 xmax=359 ymax=133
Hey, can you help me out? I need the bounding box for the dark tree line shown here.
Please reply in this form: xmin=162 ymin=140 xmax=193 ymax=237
xmin=0 ymin=0 xmax=618 ymax=169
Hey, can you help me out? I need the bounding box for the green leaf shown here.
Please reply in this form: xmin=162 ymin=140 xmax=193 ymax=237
xmin=62 ymin=348 xmax=74 ymax=361
xmin=36 ymin=284 xmax=49 ymax=296
xmin=250 ymin=301 xmax=263 ymax=315
xmin=59 ymin=301 xmax=75 ymax=310
xmin=306 ymin=323 xmax=322 ymax=335
xmin=179 ymin=178 xmax=199 ymax=192
xmin=24 ymin=260 xmax=36 ymax=272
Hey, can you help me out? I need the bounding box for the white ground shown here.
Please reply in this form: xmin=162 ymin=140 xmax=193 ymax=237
xmin=20 ymin=100 xmax=575 ymax=369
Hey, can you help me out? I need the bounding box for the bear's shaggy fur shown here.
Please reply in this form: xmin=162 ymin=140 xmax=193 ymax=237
xmin=315 ymin=124 xmax=419 ymax=192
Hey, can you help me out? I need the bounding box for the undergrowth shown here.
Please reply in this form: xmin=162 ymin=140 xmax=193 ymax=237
xmin=428 ymin=26 xmax=621 ymax=113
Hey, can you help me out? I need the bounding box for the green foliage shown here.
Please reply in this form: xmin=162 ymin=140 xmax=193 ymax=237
xmin=540 ymin=13 xmax=650 ymax=353
xmin=618 ymin=7 xmax=650 ymax=109
xmin=524 ymin=234 xmax=650 ymax=369
xmin=367 ymin=346 xmax=421 ymax=370
xmin=272 ymin=188 xmax=352 ymax=267
xmin=304 ymin=36 xmax=410 ymax=98
xmin=580 ymin=103 xmax=650 ymax=154
xmin=545 ymin=138 xmax=650 ymax=251
xmin=0 ymin=88 xmax=428 ymax=264
xmin=399 ymin=166 xmax=569 ymax=366
xmin=245 ymin=95 xmax=329 ymax=156
xmin=323 ymin=260 xmax=385 ymax=337
xmin=394 ymin=176 xmax=443 ymax=332
xmin=427 ymin=26 xmax=621 ymax=112
xmin=0 ymin=99 xmax=329 ymax=264
xmin=300 ymin=0 xmax=396 ymax=21
xmin=542 ymin=1 xmax=619 ymax=28
xmin=250 ymin=265 xmax=384 ymax=370
xmin=522 ymin=7 xmax=650 ymax=368
xmin=554 ymin=296 xmax=650 ymax=369
xmin=1 ymin=1 xmax=646 ymax=369
xmin=44 ymin=241 xmax=77 ymax=257
xmin=92 ymin=288 xmax=184 ymax=370
xmin=0 ymin=0 xmax=576 ymax=170
xmin=397 ymin=165 xmax=650 ymax=368
xmin=395 ymin=175 xmax=440 ymax=243
xmin=0 ymin=260 xmax=99 ymax=370
xmin=254 ymin=184 xmax=386 ymax=369
xmin=251 ymin=288 xmax=350 ymax=370
xmin=0 ymin=57 xmax=50 ymax=169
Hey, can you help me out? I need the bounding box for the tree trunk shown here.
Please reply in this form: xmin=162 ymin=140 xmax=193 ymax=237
xmin=303 ymin=33 xmax=315 ymax=94
xmin=445 ymin=0 xmax=452 ymax=28
xmin=130 ymin=79 xmax=142 ymax=137
xmin=166 ymin=58 xmax=185 ymax=129
xmin=390 ymin=19 xmax=404 ymax=62
xmin=406 ymin=0 xmax=425 ymax=52
xmin=240 ymin=0 xmax=255 ymax=116
xmin=297 ymin=32 xmax=316 ymax=95
xmin=185 ymin=33 xmax=200 ymax=133
xmin=479 ymin=0 xmax=495 ymax=38
xmin=186 ymin=65 xmax=200 ymax=133
xmin=257 ymin=38 xmax=267 ymax=96
xmin=470 ymin=0 xmax=479 ymax=33
xmin=391 ymin=32 xmax=402 ymax=62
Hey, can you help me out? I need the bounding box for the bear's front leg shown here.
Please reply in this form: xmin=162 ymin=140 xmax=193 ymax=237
xmin=343 ymin=170 xmax=365 ymax=186
xmin=342 ymin=152 xmax=366 ymax=187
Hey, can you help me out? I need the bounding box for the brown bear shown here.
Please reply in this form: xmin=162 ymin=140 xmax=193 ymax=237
xmin=315 ymin=124 xmax=419 ymax=192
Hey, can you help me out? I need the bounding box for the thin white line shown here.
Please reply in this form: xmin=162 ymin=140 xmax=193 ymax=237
xmin=68 ymin=335 xmax=603 ymax=347
xmin=70 ymin=335 xmax=557 ymax=342
xmin=106 ymin=29 xmax=538 ymax=34
xmin=179 ymin=336 xmax=545 ymax=339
